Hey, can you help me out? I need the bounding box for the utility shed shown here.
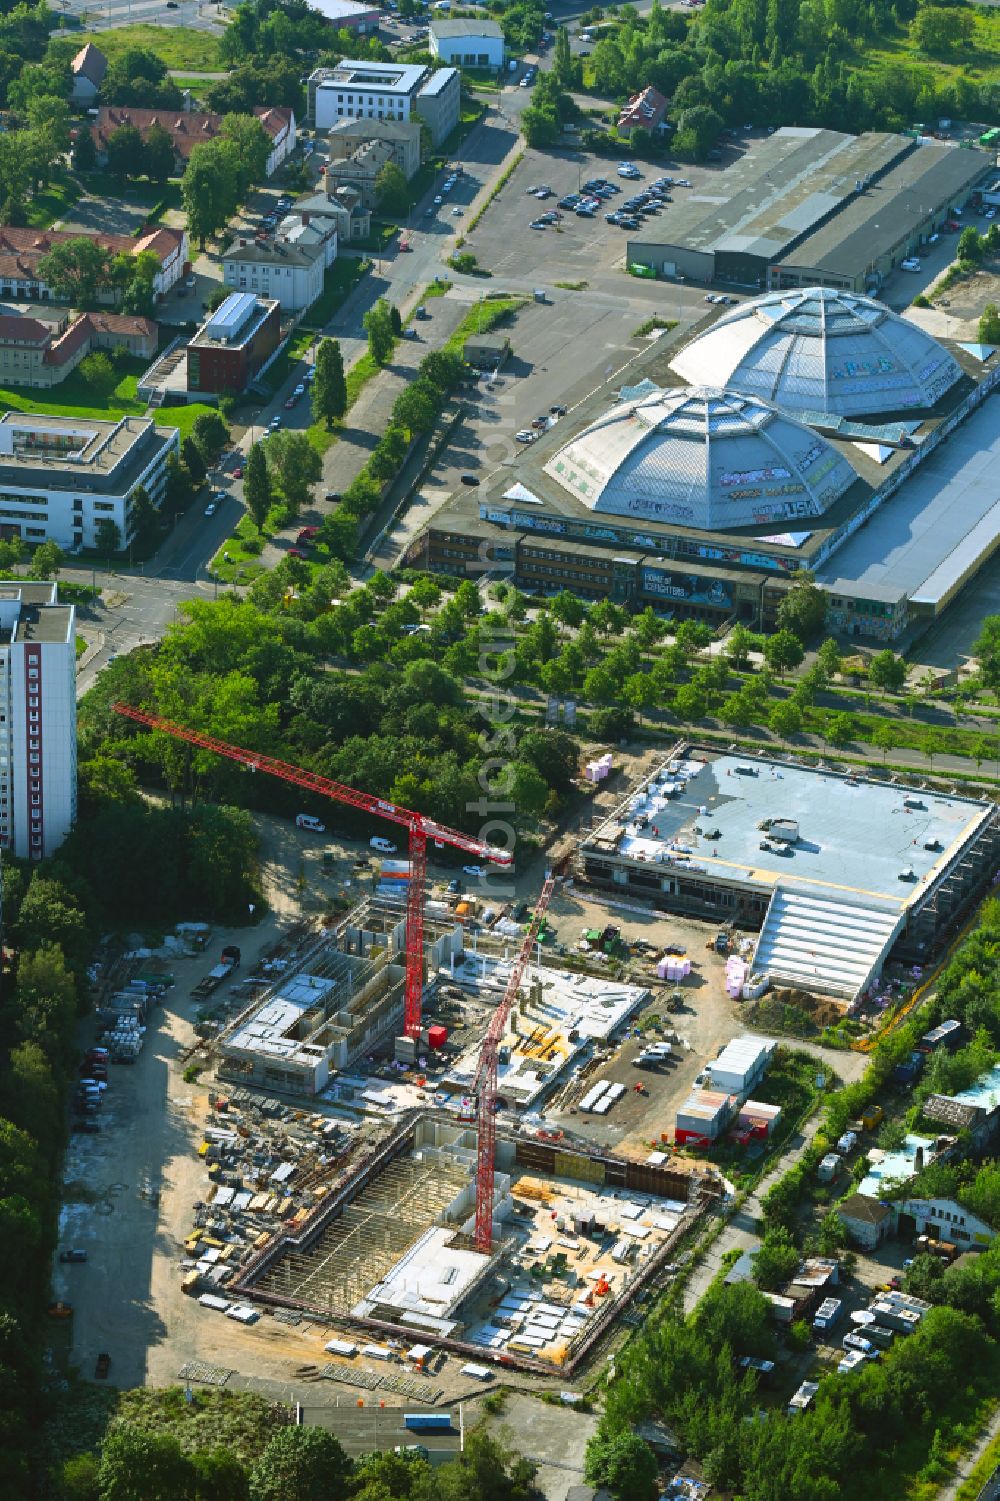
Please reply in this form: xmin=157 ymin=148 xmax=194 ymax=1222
xmin=837 ymin=1192 xmax=892 ymax=1249
xmin=464 ymin=333 xmax=510 ymax=369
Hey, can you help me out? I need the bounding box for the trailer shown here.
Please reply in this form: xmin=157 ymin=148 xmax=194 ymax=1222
xmin=403 ymin=1413 xmax=452 ymax=1432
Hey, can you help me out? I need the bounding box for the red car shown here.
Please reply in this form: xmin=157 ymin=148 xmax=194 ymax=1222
xmin=297 ymin=527 xmax=319 ymax=543
xmin=232 ymin=465 xmax=243 ymax=479
xmin=287 ymin=548 xmax=306 ymax=560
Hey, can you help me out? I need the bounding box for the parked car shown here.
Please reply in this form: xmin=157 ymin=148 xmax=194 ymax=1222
xmin=270 ymin=415 xmax=282 ymax=429
xmin=296 ymin=813 xmax=326 ymax=833
xmin=232 ymin=465 xmax=243 ymax=479
xmin=203 ymin=501 xmax=218 ymax=516
xmin=515 ymin=430 xmax=535 ymax=443
xmin=59 ymin=1249 xmax=88 ymax=1264
xmin=463 ymin=864 xmax=485 ymax=878
xmin=297 ymin=526 xmax=319 ymax=543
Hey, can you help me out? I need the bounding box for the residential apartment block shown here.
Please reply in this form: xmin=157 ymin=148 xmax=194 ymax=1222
xmin=0 ymin=581 xmax=76 ymax=860
xmin=310 ymin=60 xmax=460 ymax=146
xmin=0 ymin=411 xmax=178 ymax=551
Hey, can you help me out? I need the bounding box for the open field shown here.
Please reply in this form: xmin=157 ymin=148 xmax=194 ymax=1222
xmin=77 ymin=24 xmax=224 ymax=70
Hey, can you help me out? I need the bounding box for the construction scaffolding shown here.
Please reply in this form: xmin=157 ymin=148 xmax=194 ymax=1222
xmin=253 ymin=1153 xmax=470 ymax=1315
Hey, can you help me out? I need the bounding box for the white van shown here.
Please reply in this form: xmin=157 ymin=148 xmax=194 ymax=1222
xmin=371 ymin=836 xmax=398 ymax=853
xmin=296 ymin=813 xmax=326 ymax=833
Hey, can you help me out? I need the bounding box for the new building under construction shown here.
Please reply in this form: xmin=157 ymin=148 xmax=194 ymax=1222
xmin=231 ymin=1113 xmax=716 ymax=1373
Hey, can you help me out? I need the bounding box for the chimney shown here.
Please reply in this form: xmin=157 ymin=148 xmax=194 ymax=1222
xmin=301 ymin=212 xmax=310 ymax=226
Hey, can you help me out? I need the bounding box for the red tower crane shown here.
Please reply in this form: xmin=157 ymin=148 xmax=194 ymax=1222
xmin=472 ymin=865 xmax=558 ymax=1252
xmin=113 ymin=704 xmax=512 ymax=1038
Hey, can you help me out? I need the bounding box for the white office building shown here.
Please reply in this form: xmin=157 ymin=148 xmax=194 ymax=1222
xmin=0 ymin=411 xmax=179 ymax=552
xmin=310 ymin=60 xmax=461 ymax=145
xmin=0 ymin=582 xmax=76 ymax=859
xmin=429 ymin=18 xmax=505 ymax=68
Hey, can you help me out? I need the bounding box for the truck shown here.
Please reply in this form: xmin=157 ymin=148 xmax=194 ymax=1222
xmin=915 ymin=1235 xmax=959 ymax=1263
xmin=812 ymin=1297 xmax=842 ymax=1333
xmin=191 ymin=946 xmax=242 ymax=1000
xmin=893 ymin=1051 xmax=925 ymax=1087
xmin=403 ymin=1413 xmax=452 ymax=1432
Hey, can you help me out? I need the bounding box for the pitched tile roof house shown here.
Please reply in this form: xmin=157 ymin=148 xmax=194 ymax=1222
xmin=90 ymin=105 xmax=296 ymax=177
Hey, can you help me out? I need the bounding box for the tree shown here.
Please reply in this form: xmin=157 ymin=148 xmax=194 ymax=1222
xmin=726 ymin=623 xmax=759 ymax=669
xmin=36 ymin=236 xmax=111 ymax=307
xmin=220 ymin=113 xmax=272 ymax=191
xmin=584 ymin=1429 xmax=657 ymax=1501
xmin=763 ymin=627 xmax=805 ymax=676
xmin=776 ymin=570 xmax=828 ymax=640
xmin=816 ymin=637 xmax=842 ymax=680
xmin=375 ymin=160 xmax=411 ymax=216
xmin=143 ymin=123 xmax=176 ymax=184
xmin=873 ymin=720 xmax=897 ymax=763
xmin=312 ymin=337 xmax=347 ymax=428
xmin=957 ymin=223 xmax=985 ymax=264
xmin=72 ymin=127 xmax=98 ymax=173
xmin=249 ymin=1427 xmax=351 ymax=1501
xmin=869 ymin=648 xmax=906 ymax=693
xmin=105 ymin=123 xmax=147 ymax=182
xmin=913 ymin=4 xmax=974 ymax=56
xmin=827 ymin=710 xmax=855 ymax=747
xmin=392 ymin=378 xmax=439 ymax=434
xmin=98 ymin=1429 xmax=196 ymax=1501
xmin=95 ymin=518 xmax=121 ymax=557
xmin=752 ymin=1227 xmax=800 ymax=1290
xmin=769 ymin=699 xmax=802 ymax=738
xmin=128 ymin=483 xmax=160 ymax=552
xmin=79 ymin=351 xmax=117 ymax=397
xmin=28 ymin=540 xmax=63 ymax=579
xmin=182 ymin=142 xmax=238 ymax=249
xmin=192 ymin=410 xmax=230 ymax=463
xmin=674 ymin=103 xmax=724 ymax=160
xmin=979 ymin=303 xmax=1000 ymax=345
xmin=182 ymin=436 xmax=207 ymax=484
xmin=243 ymin=441 xmax=271 ymax=530
xmin=364 ymin=298 xmax=395 ymax=365
xmin=974 ymin=615 xmax=1000 ymax=689
xmin=191 ymin=1450 xmax=249 ymax=1501
xmin=265 ymin=430 xmax=322 ymax=512
xmin=552 ymin=23 xmax=575 ymax=86
xmin=101 ymin=46 xmax=181 ymax=108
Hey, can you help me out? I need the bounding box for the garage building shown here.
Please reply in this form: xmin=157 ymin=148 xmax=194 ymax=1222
xmin=628 ymin=127 xmax=989 ymax=293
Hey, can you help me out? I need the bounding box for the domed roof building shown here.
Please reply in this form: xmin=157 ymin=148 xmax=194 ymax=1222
xmin=668 ymin=288 xmax=962 ymax=420
xmin=542 ymin=385 xmax=857 ymax=531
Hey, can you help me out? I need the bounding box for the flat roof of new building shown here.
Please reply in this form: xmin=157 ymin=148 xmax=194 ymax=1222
xmin=780 ymin=143 xmax=989 ymax=279
xmin=586 ymin=750 xmax=991 ymax=910
xmin=225 ymin=973 xmax=337 ymax=1065
xmin=359 ymin=1226 xmax=490 ymax=1320
xmin=318 ymin=60 xmax=426 ymax=92
xmin=418 ymin=66 xmax=458 ymax=95
xmin=430 ymin=17 xmax=502 ymax=36
xmin=191 ymin=295 xmax=279 ymax=349
xmin=629 ymin=128 xmax=907 ymax=259
xmin=0 ymin=410 xmax=173 ymax=491
xmin=816 ymin=395 xmax=1000 ymax=607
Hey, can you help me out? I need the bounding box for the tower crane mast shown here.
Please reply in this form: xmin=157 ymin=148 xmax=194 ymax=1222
xmin=472 ymin=866 xmax=558 ymax=1251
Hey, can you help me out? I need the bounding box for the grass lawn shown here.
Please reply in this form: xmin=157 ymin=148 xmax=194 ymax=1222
xmin=211 ymin=512 xmax=272 ymax=585
xmin=78 ymin=173 xmax=183 ymax=211
xmin=855 ymin=6 xmax=1000 ymax=82
xmin=443 ymin=294 xmax=525 ymax=356
xmin=77 ymin=24 xmax=224 ymax=70
xmin=300 ymin=256 xmax=371 ymax=331
xmin=26 ymin=173 xmax=82 ymax=230
xmin=0 ymin=365 xmax=146 ymax=422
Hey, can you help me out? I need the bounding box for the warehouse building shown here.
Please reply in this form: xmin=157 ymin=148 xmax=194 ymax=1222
xmin=579 ymin=745 xmax=1000 ymax=994
xmin=408 ymin=285 xmax=1000 ymax=642
xmin=627 ymin=128 xmax=989 ymax=292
